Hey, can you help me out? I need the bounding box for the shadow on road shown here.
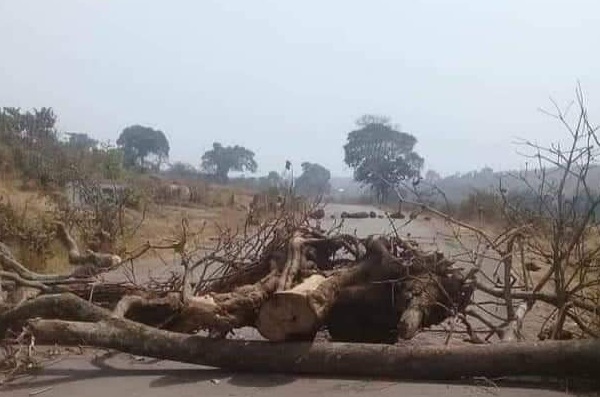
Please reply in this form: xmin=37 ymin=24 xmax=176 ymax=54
xmin=2 ymin=352 xmax=599 ymax=395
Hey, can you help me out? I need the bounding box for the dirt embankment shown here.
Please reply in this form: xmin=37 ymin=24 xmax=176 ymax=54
xmin=0 ymin=176 xmax=254 ymax=274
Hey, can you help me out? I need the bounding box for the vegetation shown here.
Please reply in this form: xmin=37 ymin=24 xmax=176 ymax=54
xmin=294 ymin=162 xmax=331 ymax=198
xmin=117 ymin=125 xmax=170 ymax=172
xmin=201 ymin=142 xmax=258 ymax=182
xmin=344 ymin=115 xmax=424 ymax=203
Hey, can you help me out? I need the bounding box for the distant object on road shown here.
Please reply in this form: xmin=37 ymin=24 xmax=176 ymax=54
xmin=341 ymin=211 xmax=370 ymax=219
xmin=388 ymin=211 xmax=405 ymax=219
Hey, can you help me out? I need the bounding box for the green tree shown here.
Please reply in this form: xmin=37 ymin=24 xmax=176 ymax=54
xmin=343 ymin=115 xmax=423 ymax=203
xmin=295 ymin=162 xmax=331 ymax=197
xmin=116 ymin=125 xmax=169 ymax=171
xmin=0 ymin=107 xmax=57 ymax=144
xmin=201 ymin=142 xmax=257 ymax=182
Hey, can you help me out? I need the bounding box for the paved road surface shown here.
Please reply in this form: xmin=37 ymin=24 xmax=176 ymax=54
xmin=2 ymin=204 xmax=592 ymax=396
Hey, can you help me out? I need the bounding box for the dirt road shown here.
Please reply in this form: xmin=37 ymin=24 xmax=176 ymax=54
xmin=2 ymin=204 xmax=589 ymax=396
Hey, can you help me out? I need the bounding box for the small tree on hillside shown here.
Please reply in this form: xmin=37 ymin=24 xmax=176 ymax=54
xmin=295 ymin=162 xmax=331 ymax=198
xmin=117 ymin=125 xmax=170 ymax=171
xmin=343 ymin=115 xmax=424 ymax=203
xmin=201 ymin=142 xmax=257 ymax=182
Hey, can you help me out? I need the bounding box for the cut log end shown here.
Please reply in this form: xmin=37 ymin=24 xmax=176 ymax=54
xmin=256 ymin=293 xmax=318 ymax=341
xmin=257 ymin=274 xmax=326 ymax=341
xmin=398 ymin=307 xmax=424 ymax=339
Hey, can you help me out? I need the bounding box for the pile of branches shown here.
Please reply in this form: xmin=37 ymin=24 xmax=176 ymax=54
xmin=1 ymin=213 xmax=472 ymax=342
xmin=1 ymin=212 xmax=599 ymax=381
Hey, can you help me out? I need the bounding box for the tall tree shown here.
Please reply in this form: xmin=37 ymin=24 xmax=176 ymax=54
xmin=295 ymin=162 xmax=331 ymax=198
xmin=201 ymin=142 xmax=257 ymax=182
xmin=0 ymin=107 xmax=57 ymax=144
xmin=343 ymin=115 xmax=423 ymax=203
xmin=116 ymin=125 xmax=169 ymax=171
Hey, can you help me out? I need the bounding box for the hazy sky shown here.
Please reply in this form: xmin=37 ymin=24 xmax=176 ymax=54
xmin=1 ymin=1 xmax=599 ymax=177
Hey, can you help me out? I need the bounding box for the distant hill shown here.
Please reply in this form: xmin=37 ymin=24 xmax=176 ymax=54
xmin=430 ymin=165 xmax=600 ymax=204
xmin=329 ymin=165 xmax=600 ymax=204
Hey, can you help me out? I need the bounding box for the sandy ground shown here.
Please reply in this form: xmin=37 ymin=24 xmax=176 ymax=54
xmin=2 ymin=203 xmax=597 ymax=396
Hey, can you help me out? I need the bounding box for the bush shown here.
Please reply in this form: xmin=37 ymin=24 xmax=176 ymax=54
xmin=456 ymin=190 xmax=504 ymax=223
xmin=0 ymin=196 xmax=57 ymax=270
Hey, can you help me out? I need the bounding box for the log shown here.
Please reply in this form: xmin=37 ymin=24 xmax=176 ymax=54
xmin=256 ymin=274 xmax=327 ymax=341
xmin=258 ymin=237 xmax=473 ymax=342
xmin=388 ymin=211 xmax=405 ymax=219
xmin=0 ymin=293 xmax=110 ymax=338
xmin=326 ymin=283 xmax=399 ymax=344
xmin=170 ymin=270 xmax=280 ymax=334
xmin=55 ymin=222 xmax=121 ymax=273
xmin=340 ymin=211 xmax=370 ymax=219
xmin=256 ymin=238 xmax=389 ymax=341
xmin=277 ymin=233 xmax=311 ymax=291
xmin=26 ymin=314 xmax=600 ymax=380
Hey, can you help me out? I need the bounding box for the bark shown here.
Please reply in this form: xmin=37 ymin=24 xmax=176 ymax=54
xmin=26 ymin=315 xmax=600 ymax=380
xmin=170 ymin=270 xmax=280 ymax=334
xmin=258 ymin=237 xmax=473 ymax=342
xmin=55 ymin=222 xmax=121 ymax=274
xmin=326 ymin=283 xmax=399 ymax=344
xmin=277 ymin=233 xmax=318 ymax=291
xmin=256 ymin=274 xmax=327 ymax=341
xmin=256 ymin=238 xmax=391 ymax=341
xmin=0 ymin=293 xmax=110 ymax=338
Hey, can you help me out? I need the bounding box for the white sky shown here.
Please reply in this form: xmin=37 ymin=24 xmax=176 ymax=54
xmin=1 ymin=0 xmax=599 ymax=177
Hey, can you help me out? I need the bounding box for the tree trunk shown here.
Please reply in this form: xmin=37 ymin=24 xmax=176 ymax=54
xmin=256 ymin=274 xmax=327 ymax=341
xmin=326 ymin=283 xmax=399 ymax=344
xmin=257 ymin=245 xmax=380 ymax=341
xmin=27 ymin=315 xmax=600 ymax=380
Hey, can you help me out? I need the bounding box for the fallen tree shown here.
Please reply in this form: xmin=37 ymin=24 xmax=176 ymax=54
xmin=19 ymin=298 xmax=600 ymax=380
xmin=0 ymin=206 xmax=597 ymax=382
xmin=1 ymin=225 xmax=472 ymax=343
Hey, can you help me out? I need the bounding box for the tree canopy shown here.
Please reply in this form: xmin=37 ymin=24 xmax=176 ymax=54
xmin=116 ymin=125 xmax=170 ymax=171
xmin=343 ymin=115 xmax=423 ymax=202
xmin=295 ymin=162 xmax=331 ymax=198
xmin=201 ymin=142 xmax=257 ymax=182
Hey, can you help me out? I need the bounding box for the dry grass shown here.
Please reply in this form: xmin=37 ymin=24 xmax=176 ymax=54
xmin=0 ymin=175 xmax=254 ymax=274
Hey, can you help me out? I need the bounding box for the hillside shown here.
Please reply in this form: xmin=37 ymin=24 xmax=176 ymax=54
xmin=329 ymin=165 xmax=600 ymax=205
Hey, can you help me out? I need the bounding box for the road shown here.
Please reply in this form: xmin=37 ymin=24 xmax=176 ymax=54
xmin=2 ymin=204 xmax=587 ymax=396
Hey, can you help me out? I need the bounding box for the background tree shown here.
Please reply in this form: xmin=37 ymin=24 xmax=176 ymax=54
xmin=116 ymin=125 xmax=170 ymax=171
xmin=266 ymin=171 xmax=280 ymax=185
xmin=343 ymin=115 xmax=423 ymax=203
xmin=201 ymin=142 xmax=257 ymax=182
xmin=295 ymin=162 xmax=331 ymax=198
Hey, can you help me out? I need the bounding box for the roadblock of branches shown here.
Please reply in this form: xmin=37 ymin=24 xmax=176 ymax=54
xmin=1 ymin=208 xmax=599 ymax=382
